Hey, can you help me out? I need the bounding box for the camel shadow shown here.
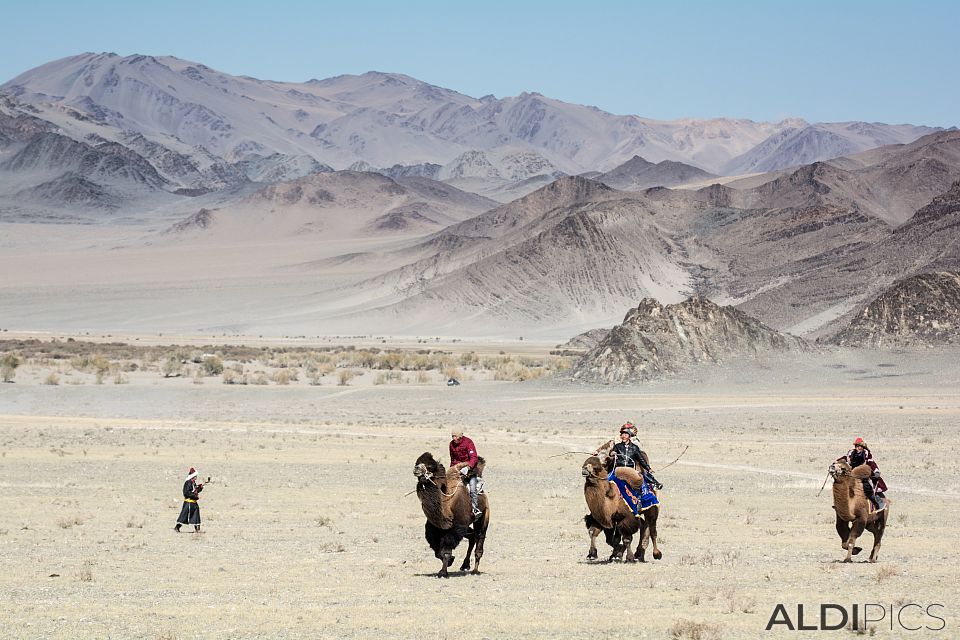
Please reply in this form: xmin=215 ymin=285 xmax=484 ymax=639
xmin=413 ymin=571 xmax=482 ymax=579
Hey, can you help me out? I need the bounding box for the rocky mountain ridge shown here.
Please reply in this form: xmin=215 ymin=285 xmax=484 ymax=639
xmin=829 ymin=271 xmax=960 ymax=347
xmin=2 ymin=52 xmax=940 ymax=176
xmin=570 ymin=297 xmax=811 ymax=383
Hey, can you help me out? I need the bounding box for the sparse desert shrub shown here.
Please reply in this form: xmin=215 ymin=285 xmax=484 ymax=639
xmin=44 ymin=372 xmax=60 ymax=386
xmin=201 ymin=356 xmax=224 ymax=376
xmin=251 ymin=372 xmax=270 ymax=385
xmin=415 ymin=370 xmax=429 ymax=384
xmin=668 ymin=619 xmax=722 ymax=640
xmin=90 ymin=355 xmax=111 ymax=377
xmin=161 ymin=356 xmax=182 ymax=378
xmin=442 ymin=366 xmax=461 ymax=381
xmin=1 ymin=353 xmax=19 ymax=382
xmin=273 ymin=369 xmax=294 ymax=385
xmin=126 ymin=517 xmax=144 ymax=529
xmin=113 ymin=373 xmax=129 ymax=384
xmin=493 ymin=360 xmax=544 ymax=381
xmin=337 ymin=369 xmax=355 ymax=386
xmin=222 ymin=369 xmax=240 ymax=385
xmin=76 ymin=568 xmax=93 ymax=583
xmin=58 ymin=515 xmax=84 ymax=529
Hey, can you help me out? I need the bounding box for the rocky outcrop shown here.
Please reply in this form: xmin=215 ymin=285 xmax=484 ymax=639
xmin=562 ymin=328 xmax=610 ymax=350
xmin=571 ymin=297 xmax=811 ymax=383
xmin=829 ymin=272 xmax=960 ymax=347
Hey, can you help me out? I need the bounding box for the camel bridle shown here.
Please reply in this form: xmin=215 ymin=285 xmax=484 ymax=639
xmin=829 ymin=462 xmax=851 ymax=480
xmin=413 ymin=463 xmax=461 ymax=498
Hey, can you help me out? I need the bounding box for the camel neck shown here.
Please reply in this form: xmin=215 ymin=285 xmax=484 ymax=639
xmin=832 ymin=480 xmax=854 ymax=521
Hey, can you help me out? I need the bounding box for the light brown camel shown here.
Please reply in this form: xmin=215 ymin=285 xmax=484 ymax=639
xmin=582 ymin=455 xmax=661 ymax=562
xmin=829 ymin=460 xmax=889 ymax=563
xmin=413 ymin=452 xmax=490 ymax=578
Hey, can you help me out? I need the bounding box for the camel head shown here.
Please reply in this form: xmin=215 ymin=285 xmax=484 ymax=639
xmin=829 ymin=460 xmax=852 ymax=480
xmin=582 ymin=456 xmax=606 ymax=479
xmin=414 ymin=452 xmax=444 ymax=484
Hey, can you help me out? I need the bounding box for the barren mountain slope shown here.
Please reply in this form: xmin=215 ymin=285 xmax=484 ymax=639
xmin=829 ymin=271 xmax=960 ymax=347
xmin=163 ymin=170 xmax=497 ymax=241
xmin=318 ymin=191 xmax=695 ymax=335
xmin=597 ymin=155 xmax=716 ymax=191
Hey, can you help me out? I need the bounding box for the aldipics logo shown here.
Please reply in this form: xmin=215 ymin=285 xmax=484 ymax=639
xmin=765 ymin=604 xmax=946 ymax=632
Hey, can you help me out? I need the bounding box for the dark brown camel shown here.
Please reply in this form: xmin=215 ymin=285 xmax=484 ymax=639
xmin=582 ymin=455 xmax=661 ymax=562
xmin=829 ymin=460 xmax=889 ymax=562
xmin=413 ymin=452 xmax=490 ymax=578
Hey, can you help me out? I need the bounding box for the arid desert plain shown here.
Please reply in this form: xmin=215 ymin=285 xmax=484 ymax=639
xmin=1 ymin=337 xmax=958 ymax=639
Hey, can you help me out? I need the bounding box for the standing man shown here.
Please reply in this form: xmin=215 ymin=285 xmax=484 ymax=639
xmin=174 ymin=467 xmax=204 ymax=533
xmin=449 ymin=429 xmax=482 ymax=520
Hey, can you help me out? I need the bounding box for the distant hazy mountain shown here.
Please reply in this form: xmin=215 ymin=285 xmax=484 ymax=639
xmin=722 ymin=122 xmax=940 ymax=174
xmin=597 ymin=155 xmax=716 ymax=191
xmin=164 ymin=170 xmax=496 ymax=240
xmin=4 ymin=52 xmax=939 ymax=178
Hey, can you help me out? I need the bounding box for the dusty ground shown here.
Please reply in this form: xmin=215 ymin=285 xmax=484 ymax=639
xmin=1 ymin=344 xmax=958 ymax=639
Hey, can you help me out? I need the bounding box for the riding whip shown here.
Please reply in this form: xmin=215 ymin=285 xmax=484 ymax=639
xmin=655 ymin=444 xmax=689 ymax=473
xmin=816 ymin=471 xmax=830 ymax=497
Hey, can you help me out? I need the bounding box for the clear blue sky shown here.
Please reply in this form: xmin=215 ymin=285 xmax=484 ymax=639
xmin=3 ymin=0 xmax=957 ymax=127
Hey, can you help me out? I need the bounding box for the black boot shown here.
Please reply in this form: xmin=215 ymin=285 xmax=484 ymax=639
xmin=862 ymin=480 xmax=878 ymax=511
xmin=644 ymin=471 xmax=663 ymax=490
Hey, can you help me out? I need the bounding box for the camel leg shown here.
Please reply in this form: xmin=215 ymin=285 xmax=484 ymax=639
xmin=587 ymin=526 xmax=601 ymax=560
xmin=438 ymin=549 xmax=453 ymax=578
xmin=835 ymin=516 xmax=851 ymax=549
xmin=608 ymin=528 xmax=624 ymax=562
xmin=844 ymin=519 xmax=866 ymax=563
xmin=471 ymin=526 xmax=486 ymax=575
xmin=460 ymin=529 xmax=475 ymax=572
xmin=868 ymin=513 xmax=885 ymax=563
xmin=648 ymin=509 xmax=662 ymax=560
xmin=621 ymin=533 xmax=635 ymax=562
xmin=637 ymin=525 xmax=648 ymax=563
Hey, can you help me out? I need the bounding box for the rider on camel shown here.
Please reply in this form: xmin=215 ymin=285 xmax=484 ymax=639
xmin=837 ymin=437 xmax=887 ymax=511
xmin=596 ymin=422 xmax=663 ymax=490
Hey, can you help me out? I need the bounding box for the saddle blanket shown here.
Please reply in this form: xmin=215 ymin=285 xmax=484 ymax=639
xmin=608 ymin=469 xmax=659 ymax=516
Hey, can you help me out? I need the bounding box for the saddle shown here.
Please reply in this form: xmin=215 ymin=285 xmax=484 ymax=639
xmin=455 ymin=456 xmax=487 ymax=483
xmin=609 ymin=467 xmax=658 ymax=515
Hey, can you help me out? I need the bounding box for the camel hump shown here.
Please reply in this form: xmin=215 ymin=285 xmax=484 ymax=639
xmin=613 ymin=467 xmax=643 ymax=487
xmin=475 ymin=457 xmax=486 ymax=477
xmin=851 ymin=464 xmax=873 ymax=479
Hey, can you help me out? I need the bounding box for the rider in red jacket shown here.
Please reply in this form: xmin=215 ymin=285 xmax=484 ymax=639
xmin=450 ymin=429 xmax=481 ymax=519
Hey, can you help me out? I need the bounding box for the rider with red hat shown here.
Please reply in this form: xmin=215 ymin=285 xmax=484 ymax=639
xmin=838 ymin=438 xmax=887 ymax=510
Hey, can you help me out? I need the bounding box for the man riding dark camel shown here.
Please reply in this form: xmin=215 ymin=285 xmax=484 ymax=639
xmin=597 ymin=422 xmax=663 ymax=490
xmin=837 ymin=437 xmax=887 ymax=511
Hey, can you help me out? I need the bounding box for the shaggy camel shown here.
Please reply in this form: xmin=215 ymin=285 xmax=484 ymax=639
xmin=413 ymin=452 xmax=490 ymax=578
xmin=582 ymin=455 xmax=661 ymax=562
xmin=829 ymin=460 xmax=889 ymax=563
